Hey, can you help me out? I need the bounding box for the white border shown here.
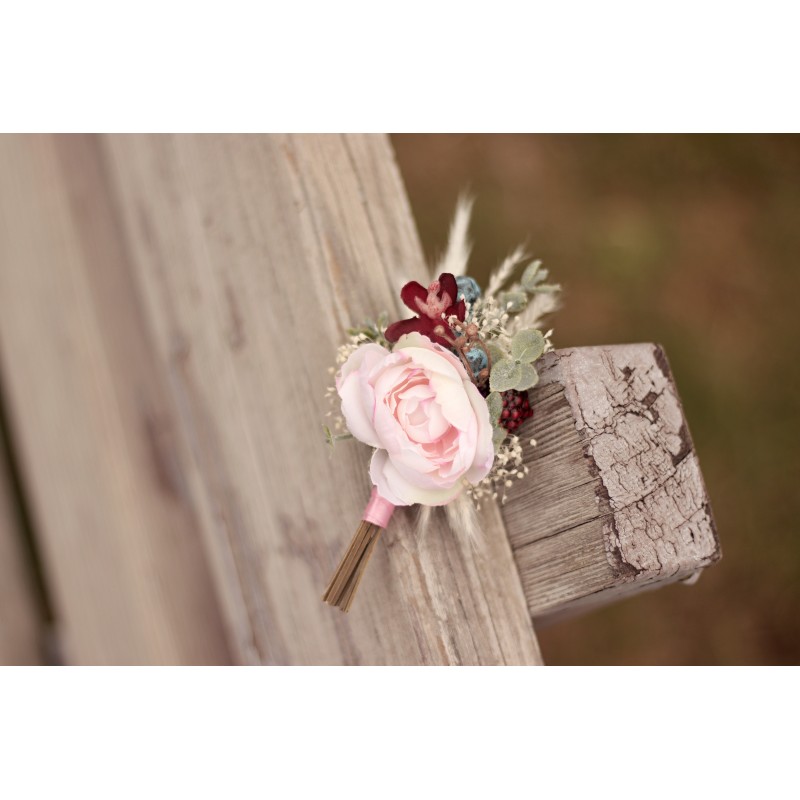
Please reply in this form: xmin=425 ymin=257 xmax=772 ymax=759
xmin=1 ymin=667 xmax=797 ymax=798
xmin=2 ymin=2 xmax=799 ymax=131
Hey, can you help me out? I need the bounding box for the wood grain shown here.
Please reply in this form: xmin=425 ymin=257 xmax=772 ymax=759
xmin=502 ymin=343 xmax=720 ymax=622
xmin=0 ymin=456 xmax=41 ymax=664
xmin=100 ymin=133 xmax=542 ymax=665
xmin=0 ymin=133 xmax=717 ymax=662
xmin=0 ymin=133 xmax=542 ymax=664
xmin=0 ymin=135 xmax=233 ymax=664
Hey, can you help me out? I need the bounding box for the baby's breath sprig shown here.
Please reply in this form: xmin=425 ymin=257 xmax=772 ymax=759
xmin=466 ymin=434 xmax=535 ymax=508
xmin=323 ymin=370 xmax=350 ymax=451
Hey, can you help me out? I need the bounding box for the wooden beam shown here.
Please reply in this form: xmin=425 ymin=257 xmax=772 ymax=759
xmin=502 ymin=343 xmax=720 ymax=622
xmin=100 ymin=133 xmax=541 ymax=665
xmin=0 ymin=134 xmax=542 ymax=664
xmin=0 ymin=455 xmax=41 ymax=664
xmin=0 ymin=135 xmax=233 ymax=664
xmin=0 ymin=133 xmax=720 ymax=662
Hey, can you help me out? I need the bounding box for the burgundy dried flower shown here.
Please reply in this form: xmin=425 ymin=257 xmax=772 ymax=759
xmin=385 ymin=273 xmax=467 ymax=348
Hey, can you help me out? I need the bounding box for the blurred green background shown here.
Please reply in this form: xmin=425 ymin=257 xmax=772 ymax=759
xmin=392 ymin=134 xmax=800 ymax=665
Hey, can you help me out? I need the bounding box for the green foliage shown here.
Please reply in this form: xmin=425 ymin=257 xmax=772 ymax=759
xmin=511 ymin=329 xmax=545 ymax=363
xmin=322 ymin=425 xmax=353 ymax=451
xmin=486 ymin=341 xmax=507 ymax=364
xmin=498 ymin=290 xmax=528 ymax=313
xmin=490 ymin=358 xmax=522 ymax=392
xmin=486 ymin=391 xmax=503 ymax=424
xmin=490 ymin=329 xmax=545 ymax=392
xmin=521 ymin=260 xmax=544 ymax=291
xmin=347 ymin=315 xmax=389 ymax=346
xmin=530 ymin=283 xmax=560 ymax=293
xmin=492 ymin=424 xmax=507 ymax=447
xmin=521 ymin=259 xmax=561 ymax=297
xmin=516 ymin=363 xmax=539 ymax=391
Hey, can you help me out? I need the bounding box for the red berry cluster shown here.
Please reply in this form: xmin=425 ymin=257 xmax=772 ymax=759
xmin=499 ymin=389 xmax=534 ymax=432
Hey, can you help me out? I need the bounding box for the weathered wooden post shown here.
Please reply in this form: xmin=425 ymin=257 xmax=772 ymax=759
xmin=504 ymin=344 xmax=719 ymax=622
xmin=0 ymin=133 xmax=718 ymax=664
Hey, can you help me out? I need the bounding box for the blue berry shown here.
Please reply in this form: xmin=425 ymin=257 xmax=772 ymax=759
xmin=465 ymin=346 xmax=488 ymax=379
xmin=456 ymin=276 xmax=481 ymax=305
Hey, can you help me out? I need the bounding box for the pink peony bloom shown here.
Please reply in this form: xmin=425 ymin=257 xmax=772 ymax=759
xmin=336 ymin=332 xmax=494 ymax=506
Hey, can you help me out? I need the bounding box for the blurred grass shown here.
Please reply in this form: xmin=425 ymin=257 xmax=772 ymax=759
xmin=392 ymin=134 xmax=800 ymax=665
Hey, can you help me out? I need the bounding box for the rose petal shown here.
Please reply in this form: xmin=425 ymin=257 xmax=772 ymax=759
xmin=428 ymin=372 xmax=475 ymax=431
xmin=463 ymin=382 xmax=494 ymax=483
xmin=372 ymin=449 xmax=464 ymax=507
xmin=336 ymin=342 xmax=389 ymax=389
xmin=336 ymin=343 xmax=389 ymax=448
xmin=393 ymin=334 xmax=468 ymax=381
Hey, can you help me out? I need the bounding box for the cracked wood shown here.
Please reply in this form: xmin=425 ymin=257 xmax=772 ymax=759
xmin=501 ymin=343 xmax=720 ymax=622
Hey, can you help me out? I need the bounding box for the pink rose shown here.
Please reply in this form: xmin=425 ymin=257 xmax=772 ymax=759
xmin=336 ymin=332 xmax=494 ymax=506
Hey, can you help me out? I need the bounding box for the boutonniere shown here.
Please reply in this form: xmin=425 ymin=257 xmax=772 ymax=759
xmin=322 ymin=198 xmax=561 ymax=611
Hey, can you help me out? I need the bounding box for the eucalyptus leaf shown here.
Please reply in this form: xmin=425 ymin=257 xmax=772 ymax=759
xmin=516 ymin=363 xmax=539 ymax=391
xmin=521 ymin=260 xmax=543 ymax=291
xmin=490 ymin=358 xmax=522 ymax=392
xmin=492 ymin=424 xmax=507 ymax=447
xmin=511 ymin=329 xmax=545 ymax=363
xmin=498 ymin=290 xmax=528 ymax=313
xmin=486 ymin=391 xmax=503 ymax=423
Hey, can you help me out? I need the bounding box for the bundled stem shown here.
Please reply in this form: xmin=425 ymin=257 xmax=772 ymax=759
xmin=322 ymin=521 xmax=383 ymax=612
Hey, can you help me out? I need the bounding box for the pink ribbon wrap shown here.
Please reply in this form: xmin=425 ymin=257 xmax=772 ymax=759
xmin=362 ymin=487 xmax=395 ymax=528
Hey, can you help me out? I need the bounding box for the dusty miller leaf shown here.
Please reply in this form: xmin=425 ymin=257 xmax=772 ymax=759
xmin=490 ymin=358 xmax=522 ymax=392
xmin=516 ymin=363 xmax=539 ymax=391
xmin=528 ymin=283 xmax=561 ymax=294
xmin=521 ymin=260 xmax=544 ymax=291
xmin=498 ymin=290 xmax=528 ymax=313
xmin=486 ymin=391 xmax=503 ymax=423
xmin=511 ymin=329 xmax=545 ymax=363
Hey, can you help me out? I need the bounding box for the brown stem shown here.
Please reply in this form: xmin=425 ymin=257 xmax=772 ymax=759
xmin=322 ymin=521 xmax=383 ymax=612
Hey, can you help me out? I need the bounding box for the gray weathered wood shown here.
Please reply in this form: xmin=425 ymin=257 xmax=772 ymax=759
xmin=0 ymin=132 xmax=718 ymax=663
xmin=502 ymin=343 xmax=720 ymax=622
xmin=0 ymin=134 xmax=233 ymax=664
xmin=0 ymin=459 xmax=41 ymax=664
xmin=0 ymin=133 xmax=542 ymax=664
xmin=100 ymin=133 xmax=542 ymax=665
